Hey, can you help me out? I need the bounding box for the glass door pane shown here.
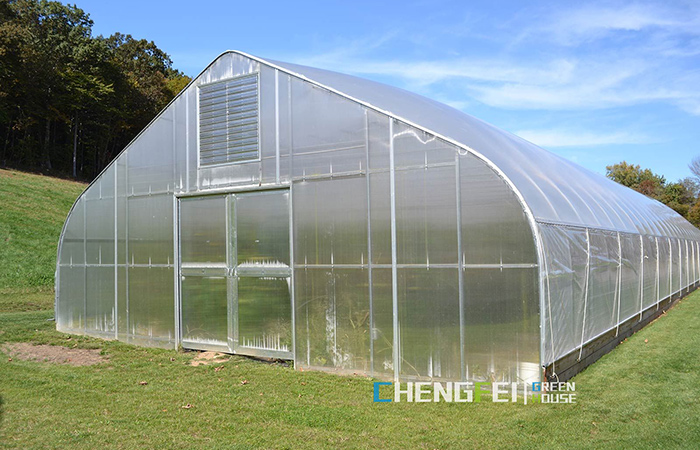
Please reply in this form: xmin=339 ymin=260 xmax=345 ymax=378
xmin=180 ymin=195 xmax=230 ymax=351
xmin=233 ymin=190 xmax=293 ymax=358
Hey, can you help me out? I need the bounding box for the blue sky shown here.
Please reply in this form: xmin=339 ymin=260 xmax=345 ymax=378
xmin=70 ymin=0 xmax=700 ymax=181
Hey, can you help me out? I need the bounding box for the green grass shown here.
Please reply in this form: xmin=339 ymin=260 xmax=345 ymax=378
xmin=0 ymin=292 xmax=698 ymax=449
xmin=0 ymin=169 xmax=86 ymax=291
xmin=1 ymin=169 xmax=699 ymax=448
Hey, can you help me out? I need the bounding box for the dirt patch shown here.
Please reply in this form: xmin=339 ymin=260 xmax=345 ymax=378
xmin=2 ymin=343 xmax=106 ymax=366
xmin=190 ymin=351 xmax=230 ymax=366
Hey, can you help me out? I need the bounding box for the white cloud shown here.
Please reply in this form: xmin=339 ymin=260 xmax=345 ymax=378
xmin=541 ymin=3 xmax=689 ymax=45
xmin=514 ymin=128 xmax=656 ymax=147
xmin=289 ymin=1 xmax=700 ymax=115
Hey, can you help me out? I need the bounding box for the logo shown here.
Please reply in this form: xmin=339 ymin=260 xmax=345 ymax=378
xmin=373 ymin=381 xmax=576 ymax=404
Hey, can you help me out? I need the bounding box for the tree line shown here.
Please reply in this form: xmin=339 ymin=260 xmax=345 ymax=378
xmin=0 ymin=0 xmax=190 ymax=180
xmin=606 ymin=160 xmax=700 ymax=227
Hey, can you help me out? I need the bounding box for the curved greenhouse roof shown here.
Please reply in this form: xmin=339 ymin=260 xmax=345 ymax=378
xmin=262 ymin=53 xmax=699 ymax=240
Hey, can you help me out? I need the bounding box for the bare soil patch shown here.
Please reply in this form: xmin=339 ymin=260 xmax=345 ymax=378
xmin=189 ymin=351 xmax=230 ymax=366
xmin=2 ymin=342 xmax=106 ymax=366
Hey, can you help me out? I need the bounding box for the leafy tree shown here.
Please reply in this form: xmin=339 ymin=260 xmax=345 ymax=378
xmin=607 ymin=161 xmax=700 ymax=228
xmin=0 ymin=0 xmax=190 ymax=179
xmin=605 ymin=161 xmax=666 ymax=198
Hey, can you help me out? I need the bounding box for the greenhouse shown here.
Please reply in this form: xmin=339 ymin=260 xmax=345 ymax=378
xmin=56 ymin=51 xmax=700 ymax=384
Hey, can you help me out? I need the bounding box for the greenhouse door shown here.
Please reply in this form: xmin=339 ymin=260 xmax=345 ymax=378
xmin=178 ymin=190 xmax=292 ymax=358
xmin=231 ymin=190 xmax=293 ymax=359
xmin=179 ymin=195 xmax=231 ymax=352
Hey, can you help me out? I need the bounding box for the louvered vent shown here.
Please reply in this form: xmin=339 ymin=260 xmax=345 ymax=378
xmin=199 ymin=73 xmax=259 ymax=166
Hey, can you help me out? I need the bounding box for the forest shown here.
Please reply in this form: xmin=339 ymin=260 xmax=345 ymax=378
xmin=0 ymin=0 xmax=190 ymax=180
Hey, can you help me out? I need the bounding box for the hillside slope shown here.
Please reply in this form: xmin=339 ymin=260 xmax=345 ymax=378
xmin=0 ymin=169 xmax=85 ymax=310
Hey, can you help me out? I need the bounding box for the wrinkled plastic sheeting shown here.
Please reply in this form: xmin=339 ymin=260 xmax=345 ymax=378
xmin=540 ymin=222 xmax=700 ymax=366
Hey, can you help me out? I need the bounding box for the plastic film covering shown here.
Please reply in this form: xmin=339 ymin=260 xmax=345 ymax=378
xmin=540 ymin=222 xmax=698 ymax=366
xmin=268 ymin=55 xmax=700 ymax=241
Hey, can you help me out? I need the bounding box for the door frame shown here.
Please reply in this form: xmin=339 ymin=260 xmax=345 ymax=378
xmin=175 ymin=185 xmax=294 ymax=360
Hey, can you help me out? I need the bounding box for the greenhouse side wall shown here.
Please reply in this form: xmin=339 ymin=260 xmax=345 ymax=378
xmin=539 ymin=222 xmax=700 ymax=378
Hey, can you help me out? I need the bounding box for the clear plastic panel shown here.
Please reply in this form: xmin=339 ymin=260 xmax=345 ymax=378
xmin=127 ymin=266 xmax=174 ymax=345
xmin=460 ymin=152 xmax=537 ymax=265
xmin=198 ymin=162 xmax=261 ymax=189
xmin=658 ymin=238 xmax=671 ymax=301
xmin=85 ymin=197 xmax=115 ymax=265
xmin=642 ymin=236 xmax=658 ymax=309
xmin=294 ymin=268 xmax=334 ymax=368
xmin=57 ymin=265 xmax=85 ymax=332
xmin=116 ymin=157 xmax=127 ymax=265
xmin=332 ymin=268 xmax=371 ymax=373
xmin=259 ymin=66 xmax=278 ymax=184
xmin=86 ymin=266 xmax=115 ymax=334
xmin=59 ymin=197 xmax=85 ymax=266
xmin=117 ymin=265 xmax=127 ymax=339
xmin=235 ymin=191 xmax=290 ymax=266
xmin=393 ymin=122 xmax=455 ymax=168
xmin=463 ymin=267 xmax=540 ymax=382
xmin=369 ymin=171 xmax=391 ymax=265
xmin=619 ymin=233 xmax=641 ymax=321
xmin=181 ymin=275 xmax=228 ymax=346
xmin=370 ymin=268 xmax=393 ymax=376
xmin=127 ymin=109 xmax=174 ymax=196
xmin=290 ymin=78 xmax=366 ymax=178
xmin=584 ymin=231 xmax=618 ymax=341
xmin=238 ymin=277 xmax=292 ymax=353
xmin=671 ymin=238 xmax=680 ymax=293
xmin=293 ymin=177 xmax=367 ymax=266
xmin=397 ymin=268 xmax=460 ymax=380
xmin=367 ymin=110 xmax=390 ymax=170
xmin=540 ymin=225 xmax=588 ymax=363
xmin=394 ymin=165 xmax=457 ymax=265
xmin=180 ymin=196 xmax=227 ymax=265
xmin=127 ymin=194 xmax=173 ymax=265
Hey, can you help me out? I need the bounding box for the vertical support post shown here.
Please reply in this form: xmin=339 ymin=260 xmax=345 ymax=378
xmin=125 ymin=153 xmax=130 ymax=342
xmin=364 ymin=110 xmax=374 ymax=377
xmin=288 ymin=75 xmax=297 ymax=369
xmin=274 ymin=69 xmax=280 ymax=185
xmin=578 ymin=228 xmax=591 ymax=361
xmin=83 ymin=197 xmax=87 ymax=333
xmin=668 ymin=238 xmax=672 ymax=299
xmin=655 ymin=237 xmax=660 ymax=310
xmin=173 ymin=195 xmax=180 ymax=348
xmin=678 ymin=239 xmax=683 ymax=294
xmin=615 ymin=232 xmax=622 ymax=335
xmin=540 ymin=233 xmax=555 ymax=374
xmin=289 ymin=186 xmax=296 ymax=366
xmin=455 ymin=151 xmax=466 ymax=381
xmin=114 ymin=165 xmax=119 ymax=340
xmin=639 ymin=235 xmax=644 ymax=321
xmin=185 ymin=90 xmax=190 ymax=193
xmin=389 ymin=119 xmax=400 ymax=381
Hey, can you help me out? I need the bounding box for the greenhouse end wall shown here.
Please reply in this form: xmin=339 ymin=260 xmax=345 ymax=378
xmin=56 ymin=52 xmax=542 ymax=383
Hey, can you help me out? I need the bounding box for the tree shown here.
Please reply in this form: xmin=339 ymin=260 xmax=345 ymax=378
xmin=605 ymin=161 xmax=665 ymax=199
xmin=0 ymin=0 xmax=190 ymax=179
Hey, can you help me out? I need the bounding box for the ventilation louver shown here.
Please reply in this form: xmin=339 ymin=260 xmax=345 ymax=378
xmin=199 ymin=73 xmax=259 ymax=166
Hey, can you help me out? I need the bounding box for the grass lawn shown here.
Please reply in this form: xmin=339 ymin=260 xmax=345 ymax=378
xmin=1 ymin=169 xmax=699 ymax=448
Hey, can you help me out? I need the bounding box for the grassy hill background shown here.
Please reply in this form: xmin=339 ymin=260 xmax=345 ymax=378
xmin=0 ymin=169 xmax=85 ymax=311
